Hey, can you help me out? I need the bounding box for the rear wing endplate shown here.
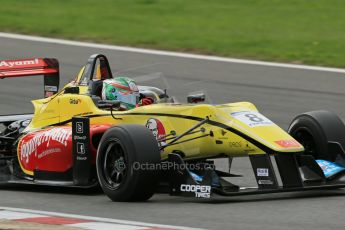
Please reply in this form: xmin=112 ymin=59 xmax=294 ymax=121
xmin=0 ymin=58 xmax=59 ymax=98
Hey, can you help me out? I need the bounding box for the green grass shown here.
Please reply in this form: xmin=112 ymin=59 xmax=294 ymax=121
xmin=1 ymin=0 xmax=345 ymax=67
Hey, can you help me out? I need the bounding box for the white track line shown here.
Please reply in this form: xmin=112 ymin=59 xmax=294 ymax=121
xmin=0 ymin=206 xmax=202 ymax=230
xmin=0 ymin=32 xmax=345 ymax=74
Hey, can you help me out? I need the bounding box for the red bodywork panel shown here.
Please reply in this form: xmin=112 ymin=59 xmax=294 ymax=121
xmin=17 ymin=124 xmax=110 ymax=175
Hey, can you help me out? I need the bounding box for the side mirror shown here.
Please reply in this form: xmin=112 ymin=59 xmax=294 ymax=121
xmin=187 ymin=92 xmax=205 ymax=103
xmin=97 ymin=100 xmax=121 ymax=109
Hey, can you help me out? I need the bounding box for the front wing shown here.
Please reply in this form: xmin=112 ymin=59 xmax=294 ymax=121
xmin=167 ymin=152 xmax=345 ymax=198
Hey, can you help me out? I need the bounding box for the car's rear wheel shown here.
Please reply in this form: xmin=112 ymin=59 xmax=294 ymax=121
xmin=288 ymin=110 xmax=345 ymax=161
xmin=96 ymin=124 xmax=160 ymax=201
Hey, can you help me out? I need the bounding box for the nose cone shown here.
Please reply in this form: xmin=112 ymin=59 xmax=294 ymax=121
xmin=228 ymin=110 xmax=305 ymax=153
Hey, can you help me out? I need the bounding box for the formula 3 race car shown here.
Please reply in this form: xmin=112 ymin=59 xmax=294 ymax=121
xmin=1 ymin=54 xmax=345 ymax=201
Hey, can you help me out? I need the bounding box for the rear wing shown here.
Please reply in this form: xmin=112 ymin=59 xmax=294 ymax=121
xmin=0 ymin=58 xmax=59 ymax=98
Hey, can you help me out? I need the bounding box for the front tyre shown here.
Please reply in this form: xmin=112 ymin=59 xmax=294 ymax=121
xmin=96 ymin=125 xmax=160 ymax=202
xmin=288 ymin=110 xmax=345 ymax=161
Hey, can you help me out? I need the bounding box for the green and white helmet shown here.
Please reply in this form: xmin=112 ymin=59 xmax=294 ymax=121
xmin=101 ymin=77 xmax=140 ymax=110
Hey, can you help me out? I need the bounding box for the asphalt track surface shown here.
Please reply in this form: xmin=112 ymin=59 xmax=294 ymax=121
xmin=1 ymin=37 xmax=345 ymax=230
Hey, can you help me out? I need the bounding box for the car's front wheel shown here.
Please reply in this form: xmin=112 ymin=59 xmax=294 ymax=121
xmin=96 ymin=124 xmax=161 ymax=202
xmin=288 ymin=110 xmax=345 ymax=161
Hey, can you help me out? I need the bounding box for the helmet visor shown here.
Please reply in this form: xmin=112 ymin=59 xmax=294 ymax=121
xmin=117 ymin=91 xmax=139 ymax=106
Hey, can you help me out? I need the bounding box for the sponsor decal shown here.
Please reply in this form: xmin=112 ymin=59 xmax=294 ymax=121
xmin=0 ymin=58 xmax=39 ymax=68
xmin=258 ymin=179 xmax=274 ymax=185
xmin=69 ymin=98 xmax=81 ymax=104
xmin=316 ymin=159 xmax=345 ymax=178
xmin=218 ymin=129 xmax=229 ymax=140
xmin=231 ymin=111 xmax=274 ymax=127
xmin=72 ymin=117 xmax=90 ymax=168
xmin=229 ymin=141 xmax=241 ymax=148
xmin=74 ymin=136 xmax=87 ymax=141
xmin=77 ymin=143 xmax=86 ymax=154
xmin=180 ymin=184 xmax=211 ymax=198
xmin=221 ymin=129 xmax=227 ymax=136
xmin=20 ymin=127 xmax=72 ymax=163
xmin=45 ymin=92 xmax=55 ymax=97
xmin=257 ymin=168 xmax=269 ymax=177
xmin=77 ymin=156 xmax=87 ymax=160
xmin=275 ymin=139 xmax=301 ymax=148
xmin=37 ymin=148 xmax=62 ymax=159
xmin=145 ymin=118 xmax=167 ymax=148
xmin=76 ymin=122 xmax=84 ymax=134
xmin=44 ymin=85 xmax=58 ymax=92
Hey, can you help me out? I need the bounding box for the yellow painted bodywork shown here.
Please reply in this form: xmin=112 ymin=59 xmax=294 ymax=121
xmin=25 ymin=83 xmax=304 ymax=161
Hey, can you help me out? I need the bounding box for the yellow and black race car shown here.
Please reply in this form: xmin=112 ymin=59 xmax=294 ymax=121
xmin=1 ymin=54 xmax=345 ymax=201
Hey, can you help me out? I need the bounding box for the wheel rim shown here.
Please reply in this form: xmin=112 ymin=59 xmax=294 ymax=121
xmin=103 ymin=139 xmax=127 ymax=190
xmin=294 ymin=128 xmax=318 ymax=158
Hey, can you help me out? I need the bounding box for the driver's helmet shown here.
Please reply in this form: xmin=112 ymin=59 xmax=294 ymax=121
xmin=101 ymin=77 xmax=140 ymax=110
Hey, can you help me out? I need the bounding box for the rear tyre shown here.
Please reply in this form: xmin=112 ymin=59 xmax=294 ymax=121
xmin=288 ymin=110 xmax=345 ymax=161
xmin=96 ymin=124 xmax=160 ymax=202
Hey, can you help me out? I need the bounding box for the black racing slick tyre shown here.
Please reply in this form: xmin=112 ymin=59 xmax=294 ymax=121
xmin=288 ymin=110 xmax=345 ymax=161
xmin=96 ymin=125 xmax=161 ymax=202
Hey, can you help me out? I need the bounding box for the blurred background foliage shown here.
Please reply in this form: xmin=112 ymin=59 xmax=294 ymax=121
xmin=0 ymin=0 xmax=344 ymax=67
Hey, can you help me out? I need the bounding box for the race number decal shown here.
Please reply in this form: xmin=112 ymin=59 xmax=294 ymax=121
xmin=231 ymin=111 xmax=274 ymax=127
